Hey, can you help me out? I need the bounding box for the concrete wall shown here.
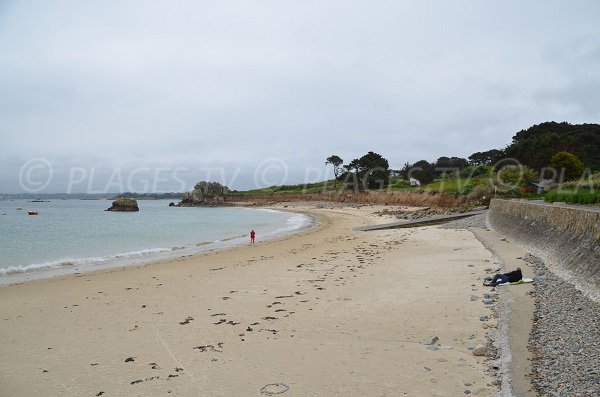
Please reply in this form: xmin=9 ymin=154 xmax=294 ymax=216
xmin=488 ymin=199 xmax=600 ymax=301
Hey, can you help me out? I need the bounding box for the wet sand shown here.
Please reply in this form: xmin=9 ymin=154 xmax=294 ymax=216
xmin=0 ymin=204 xmax=500 ymax=396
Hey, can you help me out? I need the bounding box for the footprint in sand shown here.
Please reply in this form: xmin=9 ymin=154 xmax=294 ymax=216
xmin=194 ymin=343 xmax=223 ymax=353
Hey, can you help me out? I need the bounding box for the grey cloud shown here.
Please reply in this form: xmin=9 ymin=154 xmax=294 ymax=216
xmin=1 ymin=0 xmax=600 ymax=192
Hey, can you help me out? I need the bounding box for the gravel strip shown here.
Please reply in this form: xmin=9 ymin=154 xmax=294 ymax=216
xmin=527 ymin=254 xmax=600 ymax=397
xmin=442 ymin=214 xmax=600 ymax=396
xmin=439 ymin=213 xmax=488 ymax=229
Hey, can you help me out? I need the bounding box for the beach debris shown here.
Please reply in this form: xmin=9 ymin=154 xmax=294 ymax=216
xmin=210 ymin=313 xmax=227 ymax=316
xmin=179 ymin=316 xmax=194 ymax=325
xmin=125 ymin=357 xmax=135 ymax=362
xmin=96 ymin=392 xmax=104 ymax=396
xmin=213 ymin=319 xmax=226 ymax=325
xmin=260 ymin=383 xmax=289 ymax=395
xmin=262 ymin=316 xmax=277 ymax=321
xmin=227 ymin=320 xmax=240 ymax=325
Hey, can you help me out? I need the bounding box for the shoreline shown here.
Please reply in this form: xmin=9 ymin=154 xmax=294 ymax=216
xmin=1 ymin=204 xmax=501 ymax=396
xmin=0 ymin=206 xmax=318 ymax=287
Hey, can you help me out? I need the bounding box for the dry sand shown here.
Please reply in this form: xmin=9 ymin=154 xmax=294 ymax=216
xmin=0 ymin=204 xmax=500 ymax=396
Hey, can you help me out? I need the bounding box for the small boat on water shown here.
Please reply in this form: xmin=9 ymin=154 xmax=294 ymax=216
xmin=27 ymin=210 xmax=38 ymax=215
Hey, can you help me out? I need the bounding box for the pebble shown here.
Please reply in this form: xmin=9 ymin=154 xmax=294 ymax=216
xmin=472 ymin=344 xmax=487 ymax=356
xmin=527 ymin=254 xmax=600 ymax=396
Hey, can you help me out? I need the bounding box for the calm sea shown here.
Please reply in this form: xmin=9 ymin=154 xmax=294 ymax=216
xmin=0 ymin=199 xmax=314 ymax=285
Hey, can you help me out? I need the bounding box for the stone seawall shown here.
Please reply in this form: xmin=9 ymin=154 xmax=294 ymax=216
xmin=488 ymin=199 xmax=600 ymax=301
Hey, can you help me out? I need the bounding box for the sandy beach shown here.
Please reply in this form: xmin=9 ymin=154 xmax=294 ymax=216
xmin=0 ymin=204 xmax=501 ymax=396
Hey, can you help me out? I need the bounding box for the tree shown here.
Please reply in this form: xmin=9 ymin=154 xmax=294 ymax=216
xmin=434 ymin=156 xmax=468 ymax=177
xmin=435 ymin=156 xmax=468 ymax=170
xmin=398 ymin=162 xmax=412 ymax=179
xmin=496 ymin=165 xmax=537 ymax=188
xmin=468 ymin=149 xmax=504 ymax=166
xmin=325 ymin=155 xmax=344 ymax=188
xmin=341 ymin=151 xmax=390 ymax=190
xmin=409 ymin=160 xmax=435 ymax=184
xmin=503 ymin=122 xmax=600 ymax=172
xmin=550 ymin=151 xmax=584 ymax=182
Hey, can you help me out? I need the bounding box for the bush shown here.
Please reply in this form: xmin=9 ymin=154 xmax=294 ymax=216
xmin=496 ymin=165 xmax=537 ymax=188
xmin=544 ymin=190 xmax=600 ymax=204
xmin=467 ymin=184 xmax=494 ymax=206
xmin=550 ymin=151 xmax=585 ymax=181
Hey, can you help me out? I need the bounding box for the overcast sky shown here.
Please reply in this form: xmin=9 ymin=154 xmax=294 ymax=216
xmin=1 ymin=0 xmax=599 ymax=193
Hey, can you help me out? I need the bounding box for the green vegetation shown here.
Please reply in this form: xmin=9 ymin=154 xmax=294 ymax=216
xmin=229 ymin=122 xmax=599 ymax=205
xmin=549 ymin=151 xmax=585 ymax=181
xmin=544 ymin=190 xmax=600 ymax=204
xmin=112 ymin=197 xmax=139 ymax=208
xmin=229 ymin=180 xmax=339 ymax=195
xmin=325 ymin=155 xmax=344 ymax=189
xmin=468 ymin=149 xmax=504 ymax=166
xmin=543 ymin=172 xmax=600 ymax=204
xmin=497 ymin=165 xmax=537 ymax=187
xmin=340 ymin=151 xmax=390 ymax=190
xmin=559 ymin=172 xmax=600 ymax=191
xmin=504 ymin=122 xmax=600 ymax=172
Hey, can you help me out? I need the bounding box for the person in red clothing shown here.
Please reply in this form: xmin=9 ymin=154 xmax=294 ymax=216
xmin=250 ymin=229 xmax=256 ymax=244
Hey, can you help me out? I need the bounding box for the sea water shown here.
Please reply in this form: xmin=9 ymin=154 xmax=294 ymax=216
xmin=0 ymin=199 xmax=315 ymax=285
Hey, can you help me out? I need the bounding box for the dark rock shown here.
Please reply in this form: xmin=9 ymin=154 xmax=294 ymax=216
xmin=177 ymin=181 xmax=229 ymax=207
xmin=106 ymin=198 xmax=139 ymax=212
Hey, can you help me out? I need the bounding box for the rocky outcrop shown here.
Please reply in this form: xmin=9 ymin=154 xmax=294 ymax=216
xmin=178 ymin=181 xmax=229 ymax=207
xmin=106 ymin=198 xmax=139 ymax=212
